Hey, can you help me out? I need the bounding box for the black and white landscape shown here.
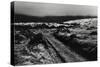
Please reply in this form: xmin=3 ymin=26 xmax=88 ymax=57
xmin=11 ymin=1 xmax=97 ymax=66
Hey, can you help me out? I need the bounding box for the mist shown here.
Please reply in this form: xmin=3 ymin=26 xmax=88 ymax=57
xmin=14 ymin=1 xmax=97 ymax=16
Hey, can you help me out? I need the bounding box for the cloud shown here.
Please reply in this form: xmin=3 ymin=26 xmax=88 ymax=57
xmin=14 ymin=1 xmax=97 ymax=16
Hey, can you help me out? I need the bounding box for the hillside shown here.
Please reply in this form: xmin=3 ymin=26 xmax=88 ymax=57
xmin=14 ymin=14 xmax=97 ymax=22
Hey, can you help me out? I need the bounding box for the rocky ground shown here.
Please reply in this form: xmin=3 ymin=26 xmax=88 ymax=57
xmin=13 ymin=18 xmax=97 ymax=65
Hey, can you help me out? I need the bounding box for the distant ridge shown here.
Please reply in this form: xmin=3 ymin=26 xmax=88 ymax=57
xmin=14 ymin=14 xmax=97 ymax=23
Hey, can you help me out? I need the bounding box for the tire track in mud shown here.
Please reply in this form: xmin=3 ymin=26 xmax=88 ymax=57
xmin=42 ymin=34 xmax=86 ymax=62
xmin=43 ymin=36 xmax=66 ymax=63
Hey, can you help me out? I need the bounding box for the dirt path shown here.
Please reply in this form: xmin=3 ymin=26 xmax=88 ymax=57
xmin=43 ymin=33 xmax=86 ymax=62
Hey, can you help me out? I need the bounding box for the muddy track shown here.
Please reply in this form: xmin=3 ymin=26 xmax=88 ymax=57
xmin=42 ymin=33 xmax=86 ymax=62
xmin=43 ymin=36 xmax=66 ymax=62
xmin=53 ymin=34 xmax=97 ymax=61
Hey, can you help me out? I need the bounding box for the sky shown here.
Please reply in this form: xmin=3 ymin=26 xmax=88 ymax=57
xmin=14 ymin=1 xmax=97 ymax=16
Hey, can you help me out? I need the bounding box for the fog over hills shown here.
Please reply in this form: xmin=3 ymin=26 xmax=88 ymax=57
xmin=13 ymin=1 xmax=97 ymax=22
xmin=14 ymin=14 xmax=97 ymax=22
